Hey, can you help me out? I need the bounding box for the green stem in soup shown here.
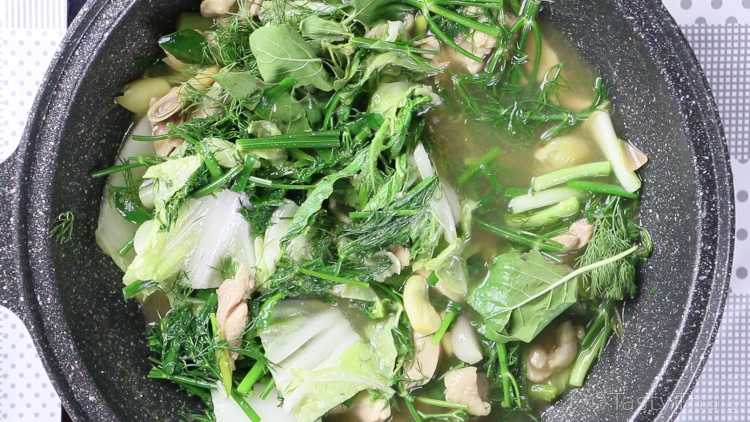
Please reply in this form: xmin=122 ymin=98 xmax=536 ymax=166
xmin=531 ymin=161 xmax=612 ymax=192
xmin=476 ymin=219 xmax=565 ymax=253
xmin=432 ymin=301 xmax=461 ymax=344
xmin=497 ymin=342 xmax=522 ymax=408
xmin=236 ymin=131 xmax=341 ymax=152
xmin=569 ymin=303 xmax=614 ymax=387
xmin=508 ymin=186 xmax=585 ymax=214
xmin=566 ymin=180 xmax=638 ymax=199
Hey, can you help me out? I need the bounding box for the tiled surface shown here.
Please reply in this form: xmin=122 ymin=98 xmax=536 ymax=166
xmin=0 ymin=1 xmax=748 ymax=421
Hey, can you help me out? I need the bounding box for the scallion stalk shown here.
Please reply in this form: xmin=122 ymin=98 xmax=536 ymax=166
xmin=236 ymin=131 xmax=340 ymax=152
xmin=237 ymin=360 xmax=268 ymax=396
xmin=566 ymin=180 xmax=638 ymax=199
xmin=531 ymin=161 xmax=612 ymax=192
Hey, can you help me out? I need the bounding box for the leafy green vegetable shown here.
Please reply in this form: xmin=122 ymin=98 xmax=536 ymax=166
xmin=469 ymin=250 xmax=578 ymax=343
xmin=143 ymin=155 xmax=203 ymax=228
xmin=577 ymin=196 xmax=652 ymax=300
xmin=213 ymin=71 xmax=263 ymax=100
xmin=258 ymin=299 xmax=400 ymax=422
xmin=569 ymin=303 xmax=614 ymax=387
xmin=50 ymin=211 xmax=75 ymax=244
xmin=158 ymin=29 xmax=210 ymax=64
xmin=299 ymin=15 xmax=350 ymax=41
xmin=284 ymin=150 xmax=367 ymax=241
xmin=249 ymin=24 xmax=333 ymax=91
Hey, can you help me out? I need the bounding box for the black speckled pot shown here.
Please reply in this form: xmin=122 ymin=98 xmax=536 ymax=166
xmin=0 ymin=0 xmax=735 ymax=421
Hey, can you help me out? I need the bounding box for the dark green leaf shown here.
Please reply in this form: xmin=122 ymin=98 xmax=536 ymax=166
xmin=468 ymin=250 xmax=578 ymax=343
xmin=213 ymin=71 xmax=263 ymax=100
xmin=248 ymin=24 xmax=333 ymax=91
xmin=158 ymin=29 xmax=210 ymax=64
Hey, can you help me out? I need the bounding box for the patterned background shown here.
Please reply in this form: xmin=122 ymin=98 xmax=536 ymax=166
xmin=0 ymin=0 xmax=748 ymax=421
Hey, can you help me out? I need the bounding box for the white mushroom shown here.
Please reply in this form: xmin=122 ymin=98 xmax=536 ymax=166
xmin=405 ymin=332 xmax=441 ymax=387
xmin=552 ymin=219 xmax=595 ymax=253
xmin=216 ymin=265 xmax=255 ymax=361
xmin=147 ymin=86 xmax=183 ymax=124
xmin=403 ymin=275 xmax=442 ymax=335
xmin=624 ymin=141 xmax=649 ymax=172
xmin=201 ymin=0 xmax=237 ymax=17
xmin=443 ymin=367 xmax=491 ymax=416
xmin=373 ymin=251 xmax=402 ymax=282
xmin=327 ymin=392 xmax=391 ymax=422
xmin=449 ymin=313 xmax=483 ymax=364
xmin=151 ymin=120 xmax=184 ymax=157
xmin=390 ymin=245 xmax=411 ymax=268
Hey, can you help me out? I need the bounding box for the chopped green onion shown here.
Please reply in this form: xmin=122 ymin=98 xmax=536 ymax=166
xmin=118 ymin=238 xmax=134 ymax=256
xmin=432 ymin=302 xmax=461 ymax=344
xmin=458 ymin=147 xmax=503 ymax=186
xmin=122 ymin=280 xmax=157 ymax=300
xmin=231 ymin=389 xmax=261 ymax=422
xmin=531 ymin=161 xmax=612 ymax=192
xmin=566 ymin=180 xmax=638 ymax=199
xmin=237 ymin=360 xmax=268 ymax=396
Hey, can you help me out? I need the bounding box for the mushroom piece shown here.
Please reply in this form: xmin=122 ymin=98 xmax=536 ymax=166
xmin=151 ymin=120 xmax=184 ymax=157
xmin=216 ymin=265 xmax=255 ymax=361
xmin=405 ymin=332 xmax=441 ymax=387
xmin=444 ymin=367 xmax=491 ymax=416
xmin=403 ymin=275 xmax=442 ymax=335
xmin=552 ymin=219 xmax=595 ymax=253
xmin=624 ymin=141 xmax=649 ymax=172
xmin=327 ymin=392 xmax=391 ymax=422
xmin=449 ymin=313 xmax=483 ymax=365
xmin=147 ymin=86 xmax=182 ymax=124
xmin=390 ymin=245 xmax=411 ymax=268
xmin=373 ymin=251 xmax=402 ymax=282
xmin=200 ymin=0 xmax=237 ymax=17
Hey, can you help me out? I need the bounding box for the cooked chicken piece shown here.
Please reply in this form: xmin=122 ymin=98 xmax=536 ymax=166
xmin=443 ymin=367 xmax=491 ymax=416
xmin=327 ymin=392 xmax=391 ymax=422
xmin=454 ymin=31 xmax=497 ymax=74
xmin=525 ymin=321 xmax=579 ymax=383
xmin=405 ymin=332 xmax=441 ymax=387
xmin=552 ymin=219 xmax=595 ymax=252
xmin=217 ymin=265 xmax=255 ymax=360
xmin=201 ymin=0 xmax=236 ymax=17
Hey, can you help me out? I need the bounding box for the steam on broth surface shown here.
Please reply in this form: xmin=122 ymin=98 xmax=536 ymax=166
xmin=93 ymin=2 xmax=651 ymax=421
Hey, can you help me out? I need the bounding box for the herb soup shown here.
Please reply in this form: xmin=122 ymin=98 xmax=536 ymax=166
xmin=93 ymin=1 xmax=651 ymax=421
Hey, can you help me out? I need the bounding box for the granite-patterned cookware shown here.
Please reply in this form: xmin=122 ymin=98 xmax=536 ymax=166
xmin=0 ymin=0 xmax=735 ymax=420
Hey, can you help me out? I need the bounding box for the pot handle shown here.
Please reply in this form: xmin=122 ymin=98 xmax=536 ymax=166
xmin=0 ymin=151 xmax=22 ymax=316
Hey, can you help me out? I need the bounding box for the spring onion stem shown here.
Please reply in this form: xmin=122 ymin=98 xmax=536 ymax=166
xmin=90 ymin=156 xmax=165 ymax=178
xmin=566 ymin=180 xmax=638 ymax=199
xmin=231 ymin=389 xmax=261 ymax=422
xmin=432 ymin=302 xmax=461 ymax=344
xmin=531 ymin=161 xmax=612 ymax=192
xmin=458 ymin=147 xmax=503 ymax=186
xmin=237 ymin=360 xmax=268 ymax=396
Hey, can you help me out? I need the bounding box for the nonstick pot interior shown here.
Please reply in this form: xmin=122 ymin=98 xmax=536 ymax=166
xmin=1 ymin=0 xmax=733 ymax=421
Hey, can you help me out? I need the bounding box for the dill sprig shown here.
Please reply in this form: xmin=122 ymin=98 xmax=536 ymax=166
xmin=577 ymin=196 xmax=652 ymax=301
xmin=50 ymin=211 xmax=75 ymax=244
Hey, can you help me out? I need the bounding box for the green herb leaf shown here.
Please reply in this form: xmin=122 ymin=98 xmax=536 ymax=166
xmin=249 ymin=24 xmax=333 ymax=91
xmin=158 ymin=29 xmax=210 ymax=64
xmin=468 ymin=250 xmax=578 ymax=343
xmin=213 ymin=71 xmax=263 ymax=100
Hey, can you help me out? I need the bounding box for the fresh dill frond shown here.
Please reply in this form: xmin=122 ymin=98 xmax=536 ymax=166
xmin=50 ymin=211 xmax=75 ymax=244
xmin=338 ymin=176 xmax=438 ymax=259
xmin=577 ymin=196 xmax=651 ymax=301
